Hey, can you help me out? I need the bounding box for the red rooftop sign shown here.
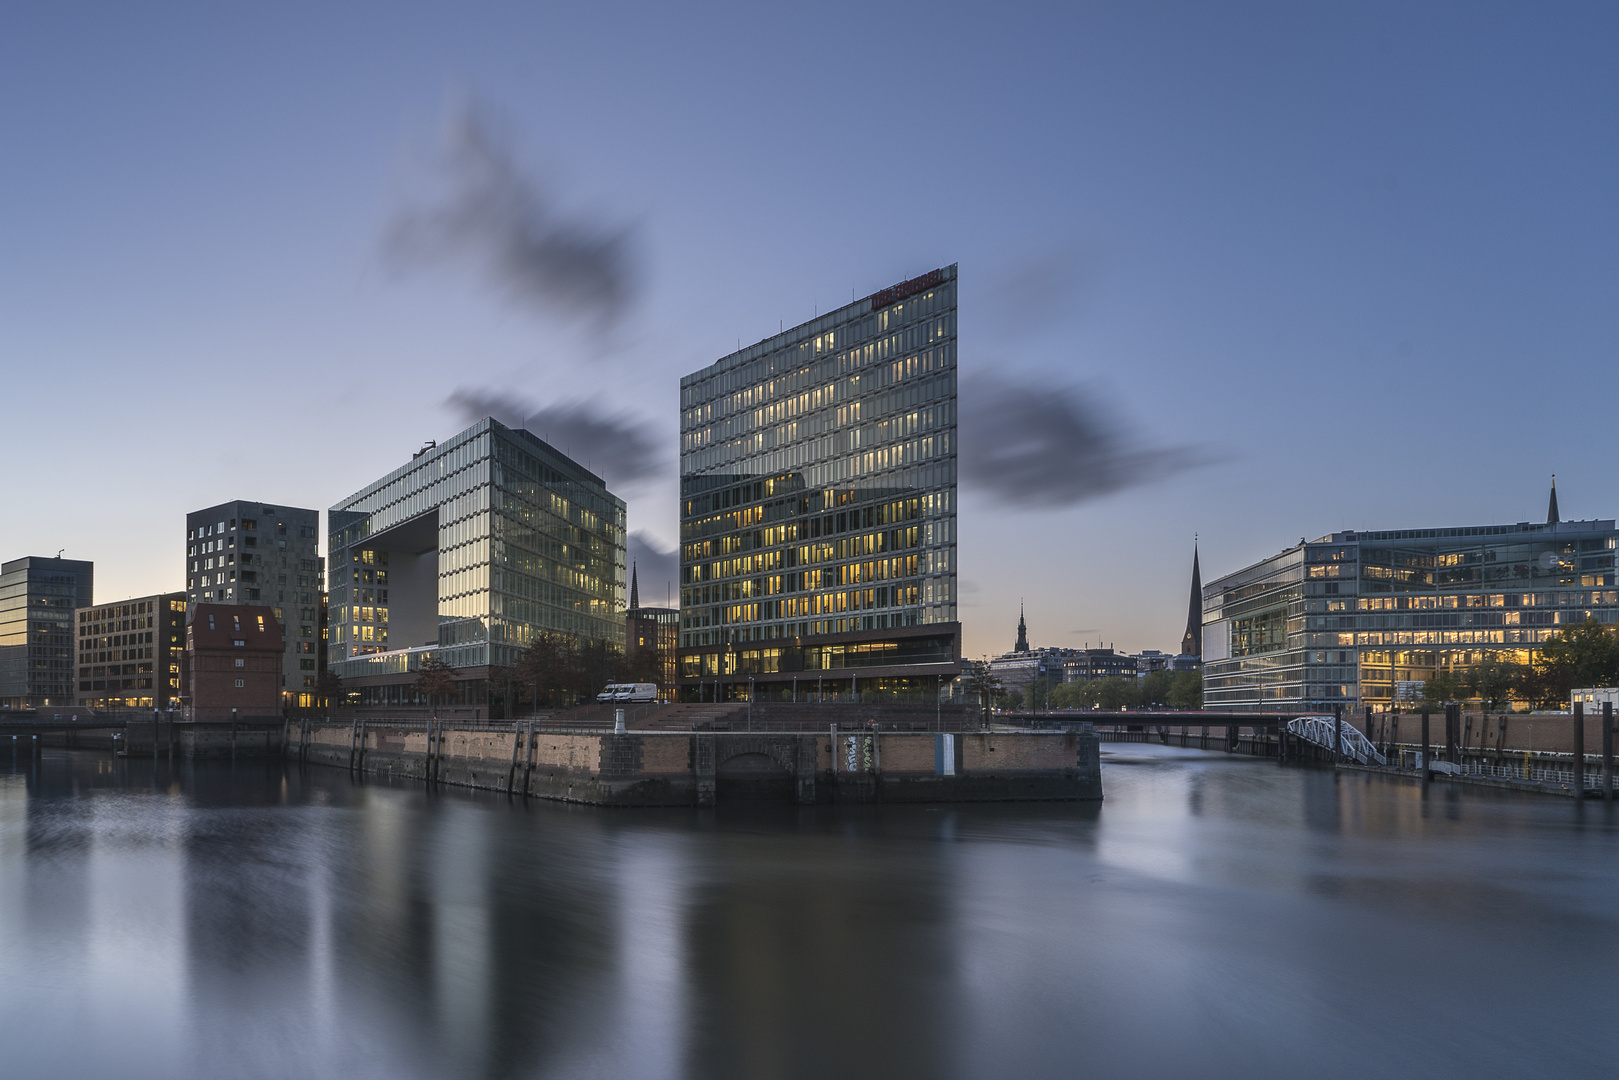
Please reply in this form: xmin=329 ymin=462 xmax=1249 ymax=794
xmin=869 ymin=268 xmax=944 ymax=311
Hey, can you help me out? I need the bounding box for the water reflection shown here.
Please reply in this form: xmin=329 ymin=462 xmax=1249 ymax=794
xmin=0 ymin=744 xmax=1616 ymax=1079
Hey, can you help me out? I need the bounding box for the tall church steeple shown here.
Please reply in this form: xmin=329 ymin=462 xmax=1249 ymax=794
xmin=629 ymin=560 xmax=640 ymax=611
xmin=1181 ymin=539 xmax=1202 ymax=658
xmin=1015 ymin=602 xmax=1029 ymax=653
xmin=1547 ymin=475 xmax=1560 ymax=526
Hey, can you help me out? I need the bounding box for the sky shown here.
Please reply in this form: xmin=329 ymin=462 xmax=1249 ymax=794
xmin=2 ymin=2 xmax=1615 ymax=659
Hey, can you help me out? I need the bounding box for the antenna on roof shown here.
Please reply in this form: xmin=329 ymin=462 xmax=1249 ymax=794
xmin=57 ymin=549 xmax=64 ymax=559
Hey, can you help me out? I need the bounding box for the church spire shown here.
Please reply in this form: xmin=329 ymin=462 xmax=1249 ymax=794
xmin=1015 ymin=602 xmax=1029 ymax=653
xmin=629 ymin=560 xmax=640 ymax=610
xmin=1181 ymin=538 xmax=1203 ymax=658
xmin=1547 ymin=475 xmax=1560 ymax=526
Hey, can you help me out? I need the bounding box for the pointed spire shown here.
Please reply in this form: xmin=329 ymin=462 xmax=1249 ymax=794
xmin=629 ymin=560 xmax=640 ymax=610
xmin=1015 ymin=601 xmax=1030 ymax=653
xmin=1547 ymin=475 xmax=1560 ymax=526
xmin=1181 ymin=537 xmax=1203 ymax=658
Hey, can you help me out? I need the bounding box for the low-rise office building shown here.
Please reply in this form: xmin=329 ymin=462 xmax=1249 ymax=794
xmin=186 ymin=604 xmax=284 ymax=720
xmin=75 ymin=593 xmax=186 ymax=711
xmin=1201 ymin=490 xmax=1617 ymax=712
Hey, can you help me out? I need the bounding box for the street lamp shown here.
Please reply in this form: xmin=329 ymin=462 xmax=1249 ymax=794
xmin=748 ymin=676 xmax=754 ymax=731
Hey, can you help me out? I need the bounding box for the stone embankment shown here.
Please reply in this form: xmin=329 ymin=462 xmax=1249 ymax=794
xmin=286 ymin=717 xmax=1101 ymax=806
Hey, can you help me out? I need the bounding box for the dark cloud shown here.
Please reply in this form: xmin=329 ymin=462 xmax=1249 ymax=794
xmin=446 ymin=389 xmax=666 ymax=487
xmin=386 ymin=103 xmax=635 ymax=326
xmin=959 ymin=373 xmax=1199 ymax=509
xmin=628 ymin=532 xmax=680 ymax=608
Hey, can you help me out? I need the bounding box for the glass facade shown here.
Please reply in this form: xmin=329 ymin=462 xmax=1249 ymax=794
xmin=0 ymin=557 xmax=94 ymax=709
xmin=1202 ymin=518 xmax=1619 ymax=711
xmin=327 ymin=418 xmax=625 ymax=693
xmin=678 ymin=266 xmax=960 ymax=699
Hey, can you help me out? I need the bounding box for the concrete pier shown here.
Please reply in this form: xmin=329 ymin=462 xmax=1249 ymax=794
xmin=289 ymin=719 xmax=1102 ymax=806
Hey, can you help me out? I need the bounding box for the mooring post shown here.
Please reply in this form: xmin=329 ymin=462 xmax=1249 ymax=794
xmin=507 ymin=721 xmax=522 ymax=794
xmin=1603 ymin=701 xmax=1614 ymax=801
xmin=1420 ymin=706 xmax=1430 ymax=780
xmin=1572 ymin=701 xmax=1585 ymax=798
xmin=522 ymin=721 xmax=536 ymax=797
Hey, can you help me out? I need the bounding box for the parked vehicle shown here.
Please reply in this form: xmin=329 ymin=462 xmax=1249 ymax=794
xmin=595 ymin=683 xmax=659 ymax=703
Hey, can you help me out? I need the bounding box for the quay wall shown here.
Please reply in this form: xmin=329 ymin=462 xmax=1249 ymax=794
xmin=288 ymin=719 xmax=1102 ymax=806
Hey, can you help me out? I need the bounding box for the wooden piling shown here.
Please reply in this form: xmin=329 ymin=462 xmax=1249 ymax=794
xmin=1602 ymin=701 xmax=1613 ymax=801
xmin=1573 ymin=702 xmax=1585 ymax=797
xmin=1420 ymin=707 xmax=1430 ymax=780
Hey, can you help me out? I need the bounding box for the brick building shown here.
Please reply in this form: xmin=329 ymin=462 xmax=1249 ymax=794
xmin=186 ymin=604 xmax=284 ymax=720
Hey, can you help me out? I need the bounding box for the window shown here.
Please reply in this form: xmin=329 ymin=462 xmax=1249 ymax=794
xmin=234 ymin=659 xmax=245 ymax=668
xmin=233 ymin=639 xmax=245 ymax=647
xmin=234 ymin=679 xmax=244 ymax=688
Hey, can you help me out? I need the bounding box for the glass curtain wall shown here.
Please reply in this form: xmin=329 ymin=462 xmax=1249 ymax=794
xmin=678 ymin=265 xmax=958 ymax=694
xmin=1202 ymin=520 xmax=1619 ymax=711
xmin=328 ymin=419 xmax=625 ymax=679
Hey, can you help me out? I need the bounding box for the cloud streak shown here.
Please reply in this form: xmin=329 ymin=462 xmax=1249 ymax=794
xmin=446 ymin=389 xmax=666 ymax=487
xmin=959 ymin=373 xmax=1199 ymax=509
xmin=386 ymin=102 xmax=636 ymax=327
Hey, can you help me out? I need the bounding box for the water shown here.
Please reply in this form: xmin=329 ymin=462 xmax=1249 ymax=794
xmin=2 ymin=743 xmax=1616 ymax=1080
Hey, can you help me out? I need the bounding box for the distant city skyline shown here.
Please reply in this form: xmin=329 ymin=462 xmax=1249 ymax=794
xmin=4 ymin=4 xmax=1616 ymax=660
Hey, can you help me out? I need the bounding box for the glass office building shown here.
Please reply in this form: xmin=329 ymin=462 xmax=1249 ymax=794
xmin=678 ymin=266 xmax=961 ymax=700
xmin=1202 ymin=515 xmax=1619 ymax=712
xmin=0 ymin=556 xmax=94 ymax=710
xmin=328 ymin=418 xmax=625 ymax=712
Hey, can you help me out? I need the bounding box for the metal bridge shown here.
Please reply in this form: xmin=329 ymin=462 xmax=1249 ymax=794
xmin=1285 ymin=715 xmax=1385 ymax=765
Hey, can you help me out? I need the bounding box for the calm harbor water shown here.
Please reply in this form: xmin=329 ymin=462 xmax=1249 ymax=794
xmin=2 ymin=742 xmax=1616 ymax=1080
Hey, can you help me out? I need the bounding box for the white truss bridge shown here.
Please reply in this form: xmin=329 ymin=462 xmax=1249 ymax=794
xmin=1287 ymin=715 xmax=1386 ymax=766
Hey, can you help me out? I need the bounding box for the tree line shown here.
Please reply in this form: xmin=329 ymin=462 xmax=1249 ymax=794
xmin=1417 ymin=621 xmax=1619 ymax=710
xmin=961 ymin=665 xmax=1203 ymax=713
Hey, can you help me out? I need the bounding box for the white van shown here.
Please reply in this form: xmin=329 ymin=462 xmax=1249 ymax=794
xmin=596 ymin=683 xmax=659 ymax=703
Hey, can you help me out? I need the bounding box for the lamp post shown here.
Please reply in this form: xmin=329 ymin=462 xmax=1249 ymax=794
xmin=748 ymin=676 xmax=754 ymax=731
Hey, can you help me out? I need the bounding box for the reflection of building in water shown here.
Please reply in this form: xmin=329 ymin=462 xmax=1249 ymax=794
xmin=1202 ymin=484 xmax=1619 ymax=712
xmin=678 ymin=267 xmax=961 ymax=700
xmin=326 ymin=418 xmax=626 ymax=716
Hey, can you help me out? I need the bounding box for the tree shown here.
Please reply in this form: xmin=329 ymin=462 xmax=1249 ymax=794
xmin=1139 ymin=670 xmax=1176 ymax=708
xmin=1166 ymin=670 xmax=1203 ymax=710
xmin=486 ymin=663 xmax=519 ymax=719
xmin=413 ymin=655 xmax=458 ymax=711
xmin=960 ymin=662 xmax=1002 ymax=714
xmin=314 ymin=670 xmax=344 ymax=708
xmin=1421 ymin=668 xmax=1467 ymax=705
xmin=1529 ymin=620 xmax=1619 ymax=708
xmin=1464 ymin=653 xmax=1523 ymax=712
xmin=1057 ymin=676 xmax=1139 ymax=711
xmin=515 ymin=633 xmax=568 ymax=709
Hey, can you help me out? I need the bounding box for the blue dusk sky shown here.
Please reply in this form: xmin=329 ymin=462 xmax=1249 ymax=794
xmin=2 ymin=2 xmax=1615 ymax=658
